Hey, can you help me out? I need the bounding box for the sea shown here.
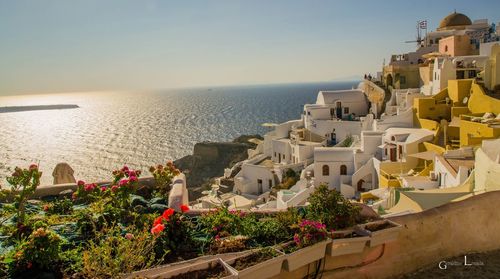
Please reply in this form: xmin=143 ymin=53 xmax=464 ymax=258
xmin=0 ymin=81 xmax=359 ymax=185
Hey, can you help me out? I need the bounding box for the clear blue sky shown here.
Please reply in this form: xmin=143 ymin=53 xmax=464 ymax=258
xmin=1 ymin=0 xmax=499 ymax=95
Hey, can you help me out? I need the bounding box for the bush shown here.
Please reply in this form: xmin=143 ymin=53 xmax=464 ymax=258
xmin=6 ymin=164 xmax=42 ymax=225
xmin=5 ymin=227 xmax=62 ymax=275
xmin=81 ymin=228 xmax=156 ymax=278
xmin=306 ymin=184 xmax=360 ymax=230
xmin=293 ymin=219 xmax=327 ymax=248
xmin=149 ymin=162 xmax=180 ymax=196
xmin=43 ymin=198 xmax=73 ymax=215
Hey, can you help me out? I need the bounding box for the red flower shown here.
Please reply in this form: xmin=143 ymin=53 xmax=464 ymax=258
xmin=162 ymin=208 xmax=175 ymax=220
xmin=29 ymin=164 xmax=38 ymax=171
xmin=153 ymin=216 xmax=164 ymax=226
xmin=111 ymin=185 xmax=119 ymax=192
xmin=77 ymin=180 xmax=85 ymax=186
xmin=151 ymin=223 xmax=165 ymax=235
xmin=27 ymin=262 xmax=32 ymax=269
xmin=180 ymin=204 xmax=189 ymax=213
xmin=101 ymin=186 xmax=106 ymax=192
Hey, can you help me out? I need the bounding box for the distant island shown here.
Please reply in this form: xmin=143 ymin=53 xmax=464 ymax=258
xmin=0 ymin=104 xmax=79 ymax=113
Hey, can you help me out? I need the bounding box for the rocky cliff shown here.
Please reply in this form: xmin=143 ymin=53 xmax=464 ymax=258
xmin=174 ymin=135 xmax=263 ymax=199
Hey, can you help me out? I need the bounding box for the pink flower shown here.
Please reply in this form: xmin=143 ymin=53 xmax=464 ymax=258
xmin=151 ymin=223 xmax=165 ymax=235
xmin=121 ymin=165 xmax=129 ymax=172
xmin=180 ymin=204 xmax=189 ymax=213
xmin=129 ymin=170 xmax=137 ymax=177
xmin=215 ymin=235 xmax=220 ymax=240
xmin=29 ymin=164 xmax=38 ymax=171
xmin=125 ymin=233 xmax=134 ymax=240
xmin=111 ymin=185 xmax=119 ymax=192
xmin=118 ymin=179 xmax=128 ymax=187
xmin=129 ymin=176 xmax=138 ymax=183
xmin=101 ymin=186 xmax=106 ymax=192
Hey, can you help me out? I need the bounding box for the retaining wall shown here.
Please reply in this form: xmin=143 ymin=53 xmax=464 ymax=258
xmin=273 ymin=191 xmax=500 ymax=279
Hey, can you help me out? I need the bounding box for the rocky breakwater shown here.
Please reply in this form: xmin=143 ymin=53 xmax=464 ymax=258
xmin=174 ymin=135 xmax=262 ymax=199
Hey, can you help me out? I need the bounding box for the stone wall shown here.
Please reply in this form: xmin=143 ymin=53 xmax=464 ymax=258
xmin=272 ymin=190 xmax=500 ymax=279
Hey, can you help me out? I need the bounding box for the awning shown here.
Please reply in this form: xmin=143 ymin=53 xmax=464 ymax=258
xmin=408 ymin=150 xmax=439 ymax=161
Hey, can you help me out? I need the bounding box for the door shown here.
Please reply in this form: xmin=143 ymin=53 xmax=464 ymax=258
xmin=257 ymin=179 xmax=263 ymax=194
xmin=336 ymin=102 xmax=342 ymax=119
xmin=390 ymin=147 xmax=397 ymax=162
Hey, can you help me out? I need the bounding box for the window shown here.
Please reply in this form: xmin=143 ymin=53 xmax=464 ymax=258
xmin=400 ymin=76 xmax=406 ymax=84
xmin=274 ymin=152 xmax=276 ymax=157
xmin=268 ymin=179 xmax=273 ymax=188
xmin=340 ymin=165 xmax=347 ymax=175
xmin=343 ymin=107 xmax=349 ymax=114
xmin=434 ymin=72 xmax=437 ymax=80
xmin=307 ymin=111 xmax=311 ymax=115
xmin=398 ymin=145 xmax=403 ymax=159
xmin=322 ymin=165 xmax=329 ymax=176
xmin=445 ymin=45 xmax=448 ymax=52
xmin=282 ymin=154 xmax=285 ymax=160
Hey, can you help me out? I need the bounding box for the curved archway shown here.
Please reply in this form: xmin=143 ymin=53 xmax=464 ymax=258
xmin=322 ymin=165 xmax=330 ymax=176
xmin=340 ymin=165 xmax=347 ymax=175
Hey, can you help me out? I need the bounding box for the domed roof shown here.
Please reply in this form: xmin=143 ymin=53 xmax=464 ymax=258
xmin=438 ymin=12 xmax=472 ymax=30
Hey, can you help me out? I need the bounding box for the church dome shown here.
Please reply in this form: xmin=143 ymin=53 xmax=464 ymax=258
xmin=437 ymin=12 xmax=472 ymax=30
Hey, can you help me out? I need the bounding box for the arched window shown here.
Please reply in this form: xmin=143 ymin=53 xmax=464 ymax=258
xmin=340 ymin=165 xmax=347 ymax=175
xmin=445 ymin=45 xmax=448 ymax=52
xmin=322 ymin=165 xmax=329 ymax=176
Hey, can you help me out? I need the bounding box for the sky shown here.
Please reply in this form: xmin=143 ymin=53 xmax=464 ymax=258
xmin=1 ymin=0 xmax=499 ymax=95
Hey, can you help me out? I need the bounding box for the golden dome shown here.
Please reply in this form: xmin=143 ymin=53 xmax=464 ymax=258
xmin=438 ymin=12 xmax=472 ymax=30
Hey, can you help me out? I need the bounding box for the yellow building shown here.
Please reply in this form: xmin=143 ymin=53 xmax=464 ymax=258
xmin=413 ymin=79 xmax=500 ymax=148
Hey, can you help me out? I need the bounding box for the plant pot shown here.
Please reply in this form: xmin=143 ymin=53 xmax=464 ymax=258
xmin=355 ymin=219 xmax=402 ymax=247
xmin=226 ymin=247 xmax=285 ymax=279
xmin=326 ymin=229 xmax=370 ymax=257
xmin=155 ymin=258 xmax=237 ymax=279
xmin=281 ymin=240 xmax=329 ymax=272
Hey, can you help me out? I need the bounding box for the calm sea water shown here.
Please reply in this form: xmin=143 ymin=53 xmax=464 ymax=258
xmin=0 ymin=81 xmax=358 ymax=185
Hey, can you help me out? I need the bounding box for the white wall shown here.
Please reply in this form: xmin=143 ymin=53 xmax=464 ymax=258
xmin=314 ymin=148 xmax=355 ymax=190
xmin=234 ymin=163 xmax=275 ymax=195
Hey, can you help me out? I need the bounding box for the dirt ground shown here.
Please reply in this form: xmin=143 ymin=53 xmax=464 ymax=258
xmin=398 ymin=250 xmax=500 ymax=279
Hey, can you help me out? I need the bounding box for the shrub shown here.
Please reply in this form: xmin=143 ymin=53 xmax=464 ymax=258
xmin=5 ymin=227 xmax=62 ymax=275
xmin=149 ymin=162 xmax=180 ymax=196
xmin=43 ymin=198 xmax=73 ymax=215
xmin=241 ymin=217 xmax=291 ymax=246
xmin=81 ymin=228 xmax=156 ymax=278
xmin=150 ymin=205 xmax=194 ymax=261
xmin=6 ymin=164 xmax=42 ymax=224
xmin=306 ymin=184 xmax=360 ymax=230
xmin=293 ymin=219 xmax=327 ymax=248
xmin=198 ymin=207 xmax=246 ymax=239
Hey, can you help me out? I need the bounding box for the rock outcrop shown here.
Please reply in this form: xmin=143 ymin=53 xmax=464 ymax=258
xmin=174 ymin=135 xmax=262 ymax=199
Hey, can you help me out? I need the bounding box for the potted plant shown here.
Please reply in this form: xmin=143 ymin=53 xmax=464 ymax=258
xmin=326 ymin=229 xmax=370 ymax=257
xmin=226 ymin=247 xmax=285 ymax=279
xmin=280 ymin=220 xmax=329 ymax=272
xmin=155 ymin=258 xmax=237 ymax=279
xmin=355 ymin=219 xmax=402 ymax=247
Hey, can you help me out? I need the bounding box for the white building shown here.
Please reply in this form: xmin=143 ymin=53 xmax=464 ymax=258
xmin=313 ymin=131 xmax=384 ymax=197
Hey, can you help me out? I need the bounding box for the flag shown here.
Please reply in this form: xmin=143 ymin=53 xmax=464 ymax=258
xmin=419 ymin=20 xmax=427 ymax=29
